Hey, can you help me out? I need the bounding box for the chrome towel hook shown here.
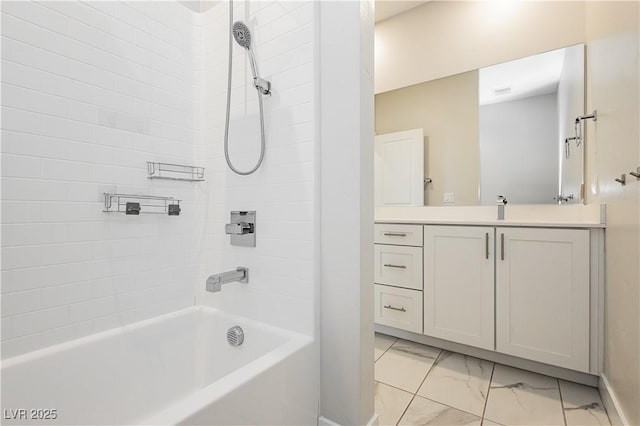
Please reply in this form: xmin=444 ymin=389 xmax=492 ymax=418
xmin=576 ymin=110 xmax=598 ymax=123
xmin=630 ymin=167 xmax=640 ymax=180
xmin=614 ymin=174 xmax=626 ymax=186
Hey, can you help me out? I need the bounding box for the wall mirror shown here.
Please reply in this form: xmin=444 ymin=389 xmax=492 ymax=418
xmin=375 ymin=44 xmax=586 ymax=207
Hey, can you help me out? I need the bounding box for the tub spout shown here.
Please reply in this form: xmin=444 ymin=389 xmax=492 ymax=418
xmin=206 ymin=267 xmax=249 ymax=293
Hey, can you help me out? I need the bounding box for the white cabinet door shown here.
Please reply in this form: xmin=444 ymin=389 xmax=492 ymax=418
xmin=375 ymin=129 xmax=424 ymax=206
xmin=423 ymin=226 xmax=495 ymax=350
xmin=496 ymin=227 xmax=590 ymax=372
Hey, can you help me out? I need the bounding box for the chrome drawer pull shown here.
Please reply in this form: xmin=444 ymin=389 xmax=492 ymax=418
xmin=384 ymin=304 xmax=407 ymax=312
xmin=383 ymin=232 xmax=407 ymax=237
xmin=383 ymin=264 xmax=407 ymax=269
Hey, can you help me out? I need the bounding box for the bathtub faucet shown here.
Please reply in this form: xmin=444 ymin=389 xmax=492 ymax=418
xmin=206 ymin=267 xmax=249 ymax=293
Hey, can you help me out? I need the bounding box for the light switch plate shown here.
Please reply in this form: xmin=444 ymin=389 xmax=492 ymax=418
xmin=444 ymin=192 xmax=455 ymax=203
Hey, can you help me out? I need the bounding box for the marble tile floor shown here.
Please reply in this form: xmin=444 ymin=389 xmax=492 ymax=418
xmin=374 ymin=333 xmax=611 ymax=426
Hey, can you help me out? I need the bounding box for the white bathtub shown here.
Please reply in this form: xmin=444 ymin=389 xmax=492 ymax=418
xmin=1 ymin=306 xmax=317 ymax=425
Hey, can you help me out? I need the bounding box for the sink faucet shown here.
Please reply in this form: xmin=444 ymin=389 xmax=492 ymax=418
xmin=497 ymin=195 xmax=507 ymax=220
xmin=206 ymin=267 xmax=249 ymax=293
xmin=553 ymin=194 xmax=575 ymax=204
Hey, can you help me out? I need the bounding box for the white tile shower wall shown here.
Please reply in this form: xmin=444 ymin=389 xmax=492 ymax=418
xmin=194 ymin=1 xmax=316 ymax=336
xmin=0 ymin=1 xmax=202 ymax=358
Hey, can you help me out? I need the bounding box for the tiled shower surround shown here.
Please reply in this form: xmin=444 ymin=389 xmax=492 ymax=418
xmin=1 ymin=0 xmax=316 ymax=357
xmin=194 ymin=1 xmax=316 ymax=336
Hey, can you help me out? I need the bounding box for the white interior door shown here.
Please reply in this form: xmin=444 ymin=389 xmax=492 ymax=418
xmin=423 ymin=226 xmax=495 ymax=350
xmin=496 ymin=227 xmax=590 ymax=372
xmin=375 ymin=129 xmax=424 ymax=206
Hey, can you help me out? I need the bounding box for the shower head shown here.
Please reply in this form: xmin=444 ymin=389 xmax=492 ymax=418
xmin=232 ymin=21 xmax=251 ymax=49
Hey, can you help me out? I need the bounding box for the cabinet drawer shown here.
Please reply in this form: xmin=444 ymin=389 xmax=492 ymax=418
xmin=375 ymin=224 xmax=423 ymax=246
xmin=375 ymin=244 xmax=423 ymax=290
xmin=374 ymin=284 xmax=423 ymax=333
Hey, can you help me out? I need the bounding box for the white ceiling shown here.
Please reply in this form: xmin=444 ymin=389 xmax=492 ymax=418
xmin=375 ymin=1 xmax=430 ymax=23
xmin=479 ymin=48 xmax=567 ymax=106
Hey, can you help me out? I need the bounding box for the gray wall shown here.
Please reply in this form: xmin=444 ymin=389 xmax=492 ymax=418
xmin=479 ymin=94 xmax=559 ymax=205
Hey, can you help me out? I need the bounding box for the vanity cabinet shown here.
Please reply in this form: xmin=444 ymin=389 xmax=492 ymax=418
xmin=375 ymin=220 xmax=600 ymax=374
xmin=423 ymin=226 xmax=495 ymax=350
xmin=495 ymin=227 xmax=590 ymax=372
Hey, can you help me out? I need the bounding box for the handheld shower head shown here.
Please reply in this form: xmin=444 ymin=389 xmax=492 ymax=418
xmin=232 ymin=21 xmax=251 ymax=49
xmin=230 ymin=20 xmax=270 ymax=96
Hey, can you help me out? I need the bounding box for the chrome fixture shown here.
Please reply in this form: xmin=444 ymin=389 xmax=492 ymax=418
xmin=630 ymin=167 xmax=640 ymax=180
xmin=206 ymin=267 xmax=249 ymax=293
xmin=103 ymin=193 xmax=181 ymax=216
xmin=383 ymin=232 xmax=407 ymax=237
xmin=424 ymin=177 xmax=433 ymax=186
xmin=227 ymin=326 xmax=245 ymax=347
xmin=485 ymin=232 xmax=489 ymax=259
xmin=223 ymin=2 xmax=271 ymax=176
xmin=383 ymin=263 xmax=406 ymax=269
xmin=564 ymin=136 xmax=580 ymax=159
xmin=615 ymin=174 xmax=627 ymax=186
xmin=576 ymin=110 xmax=598 ymax=124
xmin=225 ymin=222 xmax=253 ymax=235
xmin=232 ymin=22 xmax=272 ymax=96
xmin=147 ymin=161 xmax=205 ymax=182
xmin=554 ymin=194 xmax=575 ymax=203
xmin=497 ymin=195 xmax=507 ymax=220
xmin=383 ymin=304 xmax=406 ymax=312
xmin=570 ymin=110 xmax=597 ymax=150
xmin=226 ymin=211 xmax=256 ymax=247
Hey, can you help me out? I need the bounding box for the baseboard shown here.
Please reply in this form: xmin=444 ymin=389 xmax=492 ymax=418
xmin=318 ymin=413 xmax=378 ymax=426
xmin=599 ymin=374 xmax=630 ymax=425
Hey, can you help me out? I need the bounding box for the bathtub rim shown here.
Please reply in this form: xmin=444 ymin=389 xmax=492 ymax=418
xmin=1 ymin=305 xmax=311 ymax=369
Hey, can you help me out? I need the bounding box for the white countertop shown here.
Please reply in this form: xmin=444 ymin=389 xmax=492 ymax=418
xmin=375 ymin=204 xmax=606 ymax=229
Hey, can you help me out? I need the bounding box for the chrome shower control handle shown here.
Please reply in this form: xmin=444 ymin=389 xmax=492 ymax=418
xmin=225 ymin=222 xmax=254 ymax=235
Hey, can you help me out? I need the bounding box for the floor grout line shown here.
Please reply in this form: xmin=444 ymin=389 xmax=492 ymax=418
xmin=376 ymin=334 xmax=600 ymax=426
xmin=480 ymin=362 xmax=496 ymax=424
xmin=374 ymin=333 xmax=398 ymax=363
xmin=557 ymin=378 xmax=569 ymax=426
xmin=374 ymin=380 xmax=414 ymax=396
xmin=418 ymin=395 xmax=487 ymax=420
xmin=394 ymin=348 xmax=444 ymax=426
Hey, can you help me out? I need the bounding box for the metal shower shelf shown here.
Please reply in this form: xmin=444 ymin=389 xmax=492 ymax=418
xmin=103 ymin=193 xmax=181 ymax=216
xmin=147 ymin=161 xmax=205 ymax=182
